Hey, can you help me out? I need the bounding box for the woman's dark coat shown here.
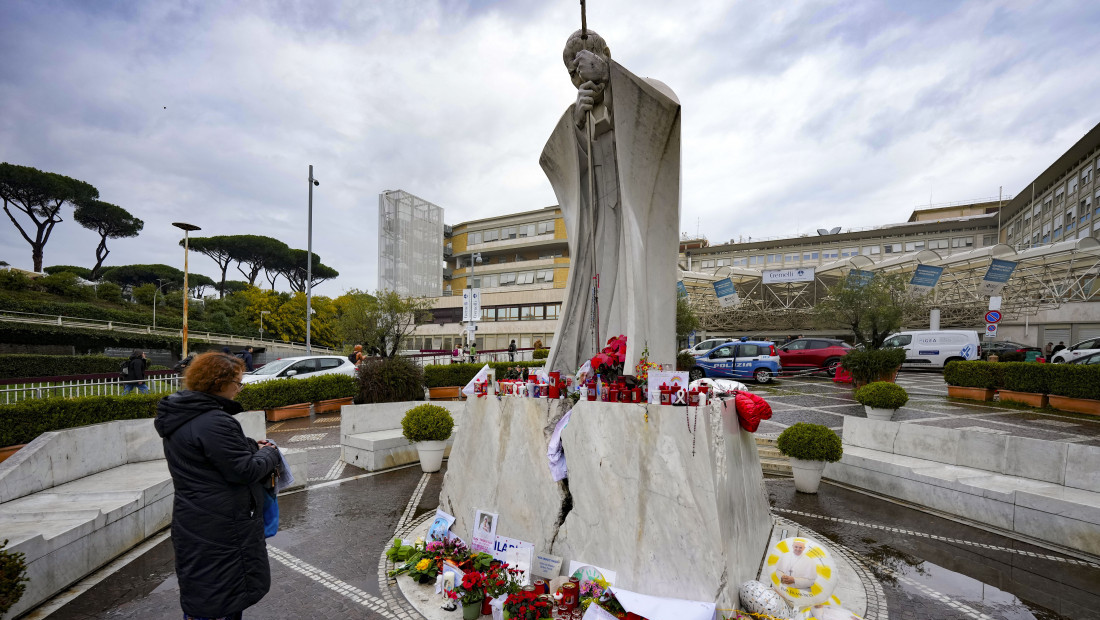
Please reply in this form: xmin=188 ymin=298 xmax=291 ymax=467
xmin=155 ymin=390 xmax=281 ymax=617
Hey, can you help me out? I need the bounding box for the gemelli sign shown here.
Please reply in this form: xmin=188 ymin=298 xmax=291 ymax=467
xmin=762 ymin=267 xmax=815 ymax=284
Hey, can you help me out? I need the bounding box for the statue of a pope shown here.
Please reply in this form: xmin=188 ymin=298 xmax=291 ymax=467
xmin=541 ymin=29 xmax=682 ymax=375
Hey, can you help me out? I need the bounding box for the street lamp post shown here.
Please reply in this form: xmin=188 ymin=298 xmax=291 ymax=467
xmin=307 ymin=165 xmax=319 ymax=355
xmin=259 ymin=310 xmax=271 ymax=340
xmin=173 ymin=222 xmax=201 ymax=358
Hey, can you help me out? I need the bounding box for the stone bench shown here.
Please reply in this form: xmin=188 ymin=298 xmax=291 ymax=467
xmin=0 ymin=411 xmax=269 ymax=618
xmin=340 ymin=401 xmax=465 ymax=471
xmin=825 ymin=418 xmax=1100 ymax=558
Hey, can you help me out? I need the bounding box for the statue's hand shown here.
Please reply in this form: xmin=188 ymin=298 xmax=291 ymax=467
xmin=573 ymin=81 xmax=598 ymax=129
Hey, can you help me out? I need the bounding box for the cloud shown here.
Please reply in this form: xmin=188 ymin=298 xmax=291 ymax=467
xmin=1 ymin=0 xmax=1099 ymax=294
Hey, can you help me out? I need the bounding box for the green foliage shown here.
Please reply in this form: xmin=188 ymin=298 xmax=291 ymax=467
xmin=532 ymin=348 xmax=549 ymax=360
xmin=0 ymin=291 xmax=245 ymax=336
xmin=776 ymin=423 xmax=843 ymax=463
xmin=95 ymin=281 xmax=124 ymax=303
xmin=839 ymin=348 xmax=906 ymax=385
xmin=815 ymin=272 xmax=923 ymax=349
xmin=0 ymin=354 xmax=132 ymax=379
xmin=37 ymin=271 xmax=94 ymax=300
xmin=0 ymin=538 xmax=29 ymax=615
xmin=943 ymin=361 xmax=1003 ymax=389
xmin=132 ymin=282 xmax=158 ymax=305
xmin=0 ymin=322 xmax=181 ymax=353
xmin=217 ymin=280 xmax=251 ymax=295
xmin=100 ymin=263 xmax=188 ymax=289
xmin=676 ymin=351 xmax=696 ymax=372
xmin=336 ymin=289 xmax=431 ymax=357
xmin=0 ymin=162 xmax=100 ymax=271
xmin=1048 ymin=364 xmax=1100 ymax=400
xmin=1001 ymin=362 xmax=1054 ymax=394
xmin=854 ymin=381 xmax=909 ymax=409
xmin=235 ymin=373 xmax=358 ymax=411
xmin=356 ymin=356 xmax=425 ymax=404
xmin=73 ymin=199 xmax=144 ymax=278
xmin=0 ymin=394 xmax=161 ymax=446
xmin=676 ymin=295 xmax=699 ymax=339
xmin=401 ymin=403 xmax=455 ymax=443
xmin=44 ymin=265 xmax=94 ymax=279
xmin=422 ymin=361 xmax=545 ymax=388
xmin=0 ymin=269 xmax=34 ymax=291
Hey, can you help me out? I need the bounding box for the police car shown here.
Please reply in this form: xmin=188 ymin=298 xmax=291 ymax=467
xmin=689 ymin=338 xmax=782 ymax=384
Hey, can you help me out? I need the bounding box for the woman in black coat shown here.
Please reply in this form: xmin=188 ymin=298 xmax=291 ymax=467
xmin=155 ymin=352 xmax=281 ymax=619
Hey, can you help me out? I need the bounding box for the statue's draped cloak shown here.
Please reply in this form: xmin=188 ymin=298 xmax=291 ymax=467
xmin=541 ymin=60 xmax=681 ymax=375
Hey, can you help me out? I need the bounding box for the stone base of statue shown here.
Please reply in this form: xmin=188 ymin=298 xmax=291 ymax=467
xmin=438 ymin=396 xmax=773 ymax=608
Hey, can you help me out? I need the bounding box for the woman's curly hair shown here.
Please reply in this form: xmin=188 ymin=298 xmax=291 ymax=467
xmin=183 ymin=352 xmax=245 ymax=394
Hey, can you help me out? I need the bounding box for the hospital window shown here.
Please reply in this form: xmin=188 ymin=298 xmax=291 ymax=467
xmin=951 ymin=236 xmax=974 ymax=248
xmin=841 ymin=247 xmax=858 ymax=257
xmin=883 ymin=243 xmax=902 ymax=254
xmin=904 ymin=241 xmax=924 ymax=251
xmin=483 ymin=229 xmax=499 ymax=242
xmin=469 ymin=231 xmax=483 ymax=245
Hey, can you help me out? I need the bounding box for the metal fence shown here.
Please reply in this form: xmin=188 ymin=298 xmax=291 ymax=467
xmin=0 ymin=370 xmax=182 ymax=404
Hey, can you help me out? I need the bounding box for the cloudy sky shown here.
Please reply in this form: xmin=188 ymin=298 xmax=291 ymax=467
xmin=3 ymin=0 xmax=1099 ymax=295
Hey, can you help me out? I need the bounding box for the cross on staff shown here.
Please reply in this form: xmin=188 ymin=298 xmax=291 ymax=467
xmin=579 ymin=0 xmax=600 ymax=352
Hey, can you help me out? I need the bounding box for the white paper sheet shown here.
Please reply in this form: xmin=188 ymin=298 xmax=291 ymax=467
xmin=606 ymin=586 xmax=716 ymax=620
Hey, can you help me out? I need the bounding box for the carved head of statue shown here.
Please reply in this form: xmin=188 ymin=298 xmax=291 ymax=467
xmin=563 ymin=29 xmax=611 ymax=89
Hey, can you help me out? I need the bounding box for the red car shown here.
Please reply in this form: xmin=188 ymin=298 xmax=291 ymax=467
xmin=776 ymin=338 xmax=852 ymax=376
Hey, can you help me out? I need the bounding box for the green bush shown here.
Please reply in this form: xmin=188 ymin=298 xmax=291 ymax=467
xmin=357 ymin=356 xmax=425 ymax=404
xmin=422 ymin=361 xmax=545 ymax=388
xmin=0 ymin=354 xmax=134 ymax=379
xmin=1048 ymin=364 xmax=1100 ymax=400
xmin=854 ymin=381 xmax=909 ymax=409
xmin=401 ymin=403 xmax=454 ymax=443
xmin=0 ymin=539 xmax=29 ymax=615
xmin=776 ymin=423 xmax=843 ymax=463
xmin=37 ymin=272 xmax=94 ymax=300
xmin=0 ymin=323 xmax=181 ymax=353
xmin=96 ymin=281 xmax=124 ymax=304
xmin=44 ymin=265 xmax=94 ymax=280
xmin=236 ymin=373 xmax=357 ymax=411
xmin=0 ymin=270 xmax=34 ymax=292
xmin=676 ymin=351 xmax=696 ymax=372
xmin=839 ymin=348 xmax=906 ymax=385
xmin=943 ymin=361 xmax=1003 ymax=389
xmin=0 ymin=394 xmax=161 ymax=446
xmin=1001 ymin=362 xmax=1054 ymax=394
xmin=532 ymin=349 xmax=549 ymax=360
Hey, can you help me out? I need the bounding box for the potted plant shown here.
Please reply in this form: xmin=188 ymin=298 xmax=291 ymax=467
xmin=1048 ymin=364 xmax=1100 ymax=415
xmin=401 ymin=404 xmax=455 ymax=472
xmin=943 ymin=361 xmax=1001 ymax=401
xmin=776 ymin=423 xmax=843 ymax=494
xmin=839 ymin=349 xmax=906 ymax=388
xmin=0 ymin=539 xmax=29 ymax=617
xmin=999 ymin=362 xmax=1052 ymax=408
xmin=503 ymin=590 xmax=552 ymax=620
xmin=854 ymin=381 xmax=909 ymax=421
xmin=448 ymin=571 xmax=487 ymax=620
xmin=484 ymin=562 xmax=521 ymax=616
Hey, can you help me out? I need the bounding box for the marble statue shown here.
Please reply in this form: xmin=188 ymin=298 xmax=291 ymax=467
xmin=541 ymin=29 xmax=682 ymax=375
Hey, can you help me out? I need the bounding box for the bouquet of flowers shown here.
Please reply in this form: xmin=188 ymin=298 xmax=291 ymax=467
xmin=503 ymin=590 xmax=553 ymax=620
xmin=485 ymin=563 xmax=522 ymax=599
xmin=590 ymin=335 xmax=627 ymax=382
xmin=633 ymin=344 xmax=659 ymax=389
xmin=447 ymin=571 xmax=488 ymax=605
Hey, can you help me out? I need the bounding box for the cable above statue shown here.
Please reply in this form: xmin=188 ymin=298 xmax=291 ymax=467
xmin=542 ymin=29 xmax=681 ymax=375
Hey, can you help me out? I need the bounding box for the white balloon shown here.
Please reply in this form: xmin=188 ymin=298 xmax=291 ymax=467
xmin=739 ymin=580 xmax=793 ymax=619
xmin=763 ymin=537 xmax=840 ymax=608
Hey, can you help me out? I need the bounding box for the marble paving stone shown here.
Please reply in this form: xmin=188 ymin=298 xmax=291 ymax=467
xmin=768 ymin=409 xmax=845 ymax=428
xmin=1005 ymin=437 xmax=1068 ymax=485
xmin=912 ymin=418 xmax=1078 ymax=442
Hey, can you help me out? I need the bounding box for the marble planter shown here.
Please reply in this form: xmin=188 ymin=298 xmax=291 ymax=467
xmin=789 ymin=457 xmax=826 ymax=493
xmin=999 ymin=390 xmax=1049 ymax=408
xmin=1048 ymin=395 xmax=1100 ymax=416
xmin=863 ymin=406 xmax=897 ymax=421
xmin=947 ymin=386 xmax=995 ymax=401
xmin=265 ymin=403 xmax=311 ymax=422
xmin=416 ymin=440 xmax=447 ymax=472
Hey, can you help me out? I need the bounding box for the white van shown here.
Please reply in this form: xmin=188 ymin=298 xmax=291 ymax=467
xmin=881 ymin=330 xmax=981 ymax=369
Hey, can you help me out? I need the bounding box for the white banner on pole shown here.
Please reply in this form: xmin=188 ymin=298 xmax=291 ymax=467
xmin=462 ymin=288 xmax=483 ymax=322
xmin=762 ymin=267 xmax=815 ymax=284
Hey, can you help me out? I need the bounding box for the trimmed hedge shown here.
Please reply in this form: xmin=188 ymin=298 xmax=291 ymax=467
xmin=0 ymin=354 xmax=128 ymax=379
xmin=943 ymin=361 xmax=1003 ymax=389
xmin=1001 ymin=362 xmax=1054 ymax=394
xmin=839 ymin=349 xmax=906 ymax=386
xmin=1049 ymin=364 xmax=1100 ymax=400
xmin=401 ymin=403 xmax=454 ymax=443
xmin=0 ymin=323 xmax=181 ymax=352
xmin=356 ymin=356 xmax=425 ymax=404
xmin=776 ymin=423 xmax=843 ymax=463
xmin=236 ymin=374 xmax=358 ymax=411
xmin=532 ymin=349 xmax=549 ymax=360
xmin=423 ymin=361 xmax=545 ymax=388
xmin=0 ymin=394 xmax=161 ymax=447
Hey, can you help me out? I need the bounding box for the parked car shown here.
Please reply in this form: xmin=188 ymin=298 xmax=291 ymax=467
xmin=1050 ymin=337 xmax=1100 ymax=364
xmin=689 ymin=338 xmax=781 ymax=384
xmin=1068 ymin=350 xmax=1100 ymax=365
xmin=776 ymin=338 xmax=852 ymax=377
xmin=679 ymin=338 xmax=729 ymax=357
xmin=880 ymin=330 xmax=981 ymax=369
xmin=981 ymin=341 xmax=1042 ymax=361
xmin=240 ymin=355 xmax=357 ymax=385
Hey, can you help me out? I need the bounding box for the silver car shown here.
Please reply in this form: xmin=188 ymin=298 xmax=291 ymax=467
xmin=241 ymin=355 xmax=357 ymax=385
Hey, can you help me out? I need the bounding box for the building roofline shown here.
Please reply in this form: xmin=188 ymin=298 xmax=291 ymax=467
xmin=448 ymin=206 xmax=561 ymax=229
xmin=1001 ymin=120 xmax=1100 ymax=220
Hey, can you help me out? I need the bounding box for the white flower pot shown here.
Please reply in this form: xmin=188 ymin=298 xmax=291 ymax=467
xmin=416 ymin=440 xmax=447 ymax=472
xmin=789 ymin=457 xmax=827 ymax=494
xmin=863 ymin=405 xmax=897 ymax=421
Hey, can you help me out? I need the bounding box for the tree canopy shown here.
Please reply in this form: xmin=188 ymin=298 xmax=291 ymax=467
xmin=230 ymin=235 xmax=291 ymax=287
xmin=815 ymin=272 xmax=923 ymax=348
xmin=335 ymin=289 xmax=432 ymax=357
xmin=100 ymin=263 xmax=187 ymax=289
xmin=0 ymin=162 xmax=99 ymax=272
xmin=278 ymin=249 xmax=339 ymax=292
xmin=185 ymin=236 xmax=236 ymax=298
xmin=44 ymin=265 xmax=94 ymax=280
xmin=73 ymin=199 xmax=144 ymax=279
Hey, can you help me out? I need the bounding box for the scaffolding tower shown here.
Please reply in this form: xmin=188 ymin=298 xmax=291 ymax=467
xmin=378 ymin=190 xmax=445 ymax=297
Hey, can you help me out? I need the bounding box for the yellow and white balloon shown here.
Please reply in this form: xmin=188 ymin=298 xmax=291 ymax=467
xmin=763 ymin=537 xmax=839 ymax=608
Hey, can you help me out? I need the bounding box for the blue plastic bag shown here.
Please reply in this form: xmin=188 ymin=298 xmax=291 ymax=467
xmin=262 ymin=486 xmax=279 ymax=538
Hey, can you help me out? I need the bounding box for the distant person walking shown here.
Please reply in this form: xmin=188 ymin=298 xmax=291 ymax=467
xmin=1052 ymin=341 xmax=1067 ymax=355
xmin=1044 ymin=342 xmax=1054 ymax=357
xmin=348 ymin=344 xmax=364 ymax=366
xmin=238 ymin=346 xmax=254 ymax=372
xmin=155 ymin=352 xmax=281 ymax=620
xmin=122 ymin=350 xmax=149 ymax=394
xmin=469 ymin=342 xmax=477 ymax=364
xmin=508 ymin=339 xmax=517 ymax=362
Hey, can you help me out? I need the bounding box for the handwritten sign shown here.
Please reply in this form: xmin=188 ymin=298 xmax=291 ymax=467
xmin=533 ymin=552 xmax=564 ymax=579
xmin=506 ymin=546 xmax=534 ymax=586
